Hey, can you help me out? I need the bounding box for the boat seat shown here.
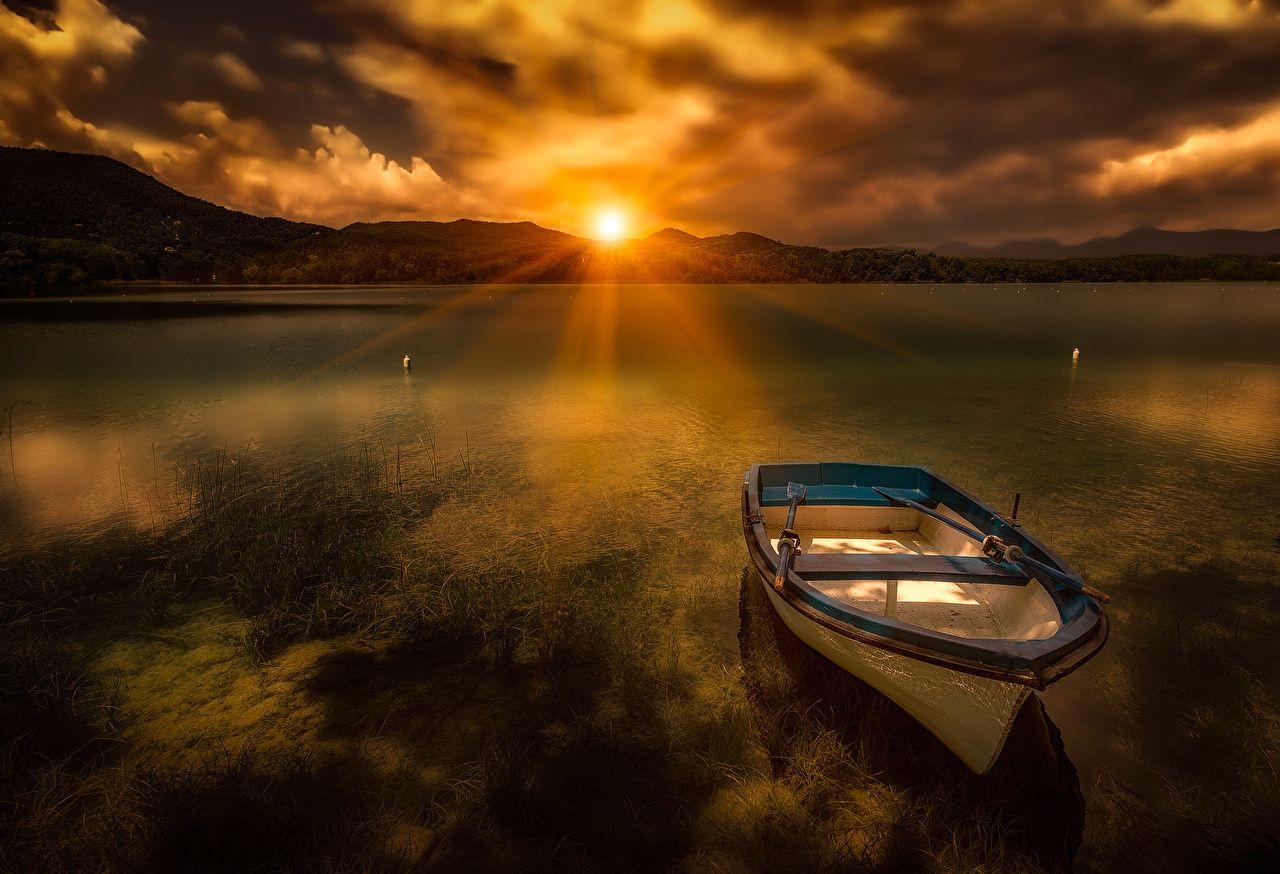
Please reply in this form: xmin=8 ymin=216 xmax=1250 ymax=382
xmin=791 ymin=552 xmax=1031 ymax=585
xmin=760 ymin=485 xmax=934 ymax=507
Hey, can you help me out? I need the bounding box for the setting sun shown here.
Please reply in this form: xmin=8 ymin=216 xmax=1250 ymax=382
xmin=593 ymin=208 xmax=627 ymax=241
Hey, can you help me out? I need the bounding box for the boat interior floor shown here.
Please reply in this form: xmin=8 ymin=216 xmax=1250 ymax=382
xmin=769 ymin=527 xmax=1059 ymax=641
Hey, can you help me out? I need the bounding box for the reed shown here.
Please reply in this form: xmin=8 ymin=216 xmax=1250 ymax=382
xmin=0 ymin=440 xmax=456 ymax=658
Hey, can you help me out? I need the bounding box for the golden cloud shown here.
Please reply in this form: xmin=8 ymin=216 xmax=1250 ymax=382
xmin=0 ymin=0 xmax=143 ymax=155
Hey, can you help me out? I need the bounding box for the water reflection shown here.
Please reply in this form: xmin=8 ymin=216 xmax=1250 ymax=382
xmin=1 ymin=283 xmax=1278 ymax=869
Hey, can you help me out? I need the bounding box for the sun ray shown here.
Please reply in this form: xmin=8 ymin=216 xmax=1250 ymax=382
xmin=735 ymin=284 xmax=937 ymax=363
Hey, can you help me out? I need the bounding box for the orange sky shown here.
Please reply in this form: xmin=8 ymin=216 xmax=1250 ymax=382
xmin=3 ymin=0 xmax=1279 ymax=246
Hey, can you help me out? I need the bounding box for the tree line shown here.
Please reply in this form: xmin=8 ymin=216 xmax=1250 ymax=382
xmin=3 ymin=230 xmax=1279 ymax=289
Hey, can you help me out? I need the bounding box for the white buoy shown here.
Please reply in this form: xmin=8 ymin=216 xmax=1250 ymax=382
xmin=402 ymin=353 xmax=412 ymax=370
xmin=1072 ymin=347 xmax=1080 ymax=362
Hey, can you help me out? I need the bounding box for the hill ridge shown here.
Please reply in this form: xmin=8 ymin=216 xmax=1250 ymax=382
xmin=935 ymin=226 xmax=1280 ymax=259
xmin=2 ymin=147 xmax=1279 ymax=287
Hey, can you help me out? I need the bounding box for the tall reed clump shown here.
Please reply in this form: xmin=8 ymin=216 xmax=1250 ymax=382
xmin=0 ymin=440 xmax=456 ymax=660
xmin=170 ymin=444 xmax=449 ymax=661
xmin=0 ymin=634 xmax=124 ymax=869
xmin=0 ymin=525 xmax=179 ymax=635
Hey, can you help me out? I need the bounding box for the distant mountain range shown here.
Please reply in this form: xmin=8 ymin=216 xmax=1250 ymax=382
xmin=2 ymin=146 xmax=1278 ymax=288
xmin=934 ymin=227 xmax=1280 ymax=259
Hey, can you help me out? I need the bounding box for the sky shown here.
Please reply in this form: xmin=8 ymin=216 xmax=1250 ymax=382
xmin=2 ymin=0 xmax=1279 ymax=246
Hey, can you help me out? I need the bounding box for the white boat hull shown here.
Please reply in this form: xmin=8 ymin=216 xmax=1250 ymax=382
xmin=763 ymin=579 xmax=1030 ymax=774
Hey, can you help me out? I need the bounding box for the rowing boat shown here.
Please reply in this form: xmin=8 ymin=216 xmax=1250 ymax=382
xmin=741 ymin=462 xmax=1109 ymax=773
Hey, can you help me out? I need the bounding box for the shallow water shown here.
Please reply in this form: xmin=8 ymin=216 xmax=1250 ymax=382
xmin=3 ymin=282 xmax=1279 ymax=867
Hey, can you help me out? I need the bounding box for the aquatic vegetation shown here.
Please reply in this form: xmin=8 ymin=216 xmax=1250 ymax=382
xmin=173 ymin=446 xmax=437 ymax=662
xmin=1 ymin=432 xmax=1276 ymax=871
xmin=0 ymin=442 xmax=450 ymax=659
xmin=1078 ymin=559 xmax=1280 ymax=869
xmin=0 ymin=635 xmax=122 ymax=811
xmin=0 ymin=524 xmax=179 ymax=634
xmin=729 ymin=570 xmax=1083 ymax=873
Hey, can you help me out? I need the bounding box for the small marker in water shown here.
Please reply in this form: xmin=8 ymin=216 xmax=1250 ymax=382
xmin=1072 ymin=347 xmax=1080 ymax=362
xmin=402 ymin=353 xmax=412 ymax=370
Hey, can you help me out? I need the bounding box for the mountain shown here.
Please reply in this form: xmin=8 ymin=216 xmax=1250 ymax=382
xmin=935 ymin=227 xmax=1280 ymax=259
xmin=642 ymin=227 xmax=702 ymax=246
xmin=700 ymin=231 xmax=787 ymax=255
xmin=2 ymin=146 xmax=1279 ymax=288
xmin=633 ymin=227 xmax=789 ymax=254
xmin=341 ymin=219 xmax=576 ymax=251
xmin=0 ymin=145 xmax=329 ymax=282
xmin=934 ymin=239 xmax=1073 ymax=259
xmin=276 ymin=218 xmax=591 ymax=284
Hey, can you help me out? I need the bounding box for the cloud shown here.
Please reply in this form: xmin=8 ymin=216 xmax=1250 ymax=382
xmin=327 ymin=0 xmax=865 ymax=234
xmin=203 ymin=51 xmax=263 ymax=91
xmin=3 ymin=0 xmax=1280 ymax=242
xmin=0 ymin=0 xmax=143 ymax=156
xmin=1088 ymin=102 xmax=1280 ymax=231
xmin=318 ymin=0 xmax=1280 ymax=242
xmin=0 ymin=0 xmax=480 ymax=227
xmin=134 ymin=103 xmax=482 ymax=226
xmin=281 ymin=38 xmax=325 ymax=62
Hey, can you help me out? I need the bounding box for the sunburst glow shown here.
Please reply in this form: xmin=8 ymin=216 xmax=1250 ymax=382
xmin=593 ymin=209 xmax=627 ymax=242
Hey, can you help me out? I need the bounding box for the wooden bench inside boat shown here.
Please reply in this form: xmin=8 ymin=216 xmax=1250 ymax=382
xmin=790 ymin=552 xmax=1031 ymax=585
xmin=779 ymin=546 xmax=1052 ymax=640
xmin=765 ymin=521 xmax=1056 ymax=639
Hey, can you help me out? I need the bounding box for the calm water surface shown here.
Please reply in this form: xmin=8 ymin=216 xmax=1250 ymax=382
xmin=3 ymin=283 xmax=1278 ymax=865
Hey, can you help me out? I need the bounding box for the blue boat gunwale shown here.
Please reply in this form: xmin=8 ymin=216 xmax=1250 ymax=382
xmin=742 ymin=462 xmax=1109 ymax=689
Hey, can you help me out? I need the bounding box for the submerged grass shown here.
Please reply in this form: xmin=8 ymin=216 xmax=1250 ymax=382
xmin=0 ymin=636 xmax=122 ymax=833
xmin=2 ymin=442 xmax=447 ymax=660
xmin=1077 ymin=558 xmax=1280 ymax=871
xmin=0 ymin=433 xmax=1187 ymax=872
xmin=724 ymin=570 xmax=1083 ymax=873
xmin=2 ymin=437 xmax=753 ymax=870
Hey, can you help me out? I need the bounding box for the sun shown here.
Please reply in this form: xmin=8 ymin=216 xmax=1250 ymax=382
xmin=593 ymin=208 xmax=627 ymax=242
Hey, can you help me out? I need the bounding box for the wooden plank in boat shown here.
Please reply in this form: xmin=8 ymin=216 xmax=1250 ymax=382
xmin=791 ymin=552 xmax=1031 ymax=585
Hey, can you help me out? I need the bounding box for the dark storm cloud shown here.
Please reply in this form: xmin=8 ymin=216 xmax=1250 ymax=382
xmin=661 ymin=0 xmax=1280 ymax=244
xmin=0 ymin=0 xmax=145 ymax=160
xmin=837 ymin=9 xmax=1280 ymax=165
xmin=641 ymin=37 xmax=817 ymax=98
xmin=94 ymin=0 xmax=424 ymax=164
xmin=807 ymin=2 xmax=1280 ymax=243
xmin=702 ymin=0 xmax=946 ymax=16
xmin=329 ymin=6 xmax=519 ymax=93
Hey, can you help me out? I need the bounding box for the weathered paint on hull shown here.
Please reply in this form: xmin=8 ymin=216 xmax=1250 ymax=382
xmin=762 ymin=578 xmax=1030 ymax=774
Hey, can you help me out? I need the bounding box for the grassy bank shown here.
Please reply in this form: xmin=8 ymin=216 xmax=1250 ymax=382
xmin=0 ymin=438 xmax=1096 ymax=871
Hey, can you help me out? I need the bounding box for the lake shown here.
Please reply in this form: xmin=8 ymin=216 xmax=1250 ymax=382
xmin=2 ymin=282 xmax=1278 ymax=870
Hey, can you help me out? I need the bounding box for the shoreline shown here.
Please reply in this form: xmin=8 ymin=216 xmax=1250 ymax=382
xmin=3 ymin=276 xmax=1279 ymax=300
